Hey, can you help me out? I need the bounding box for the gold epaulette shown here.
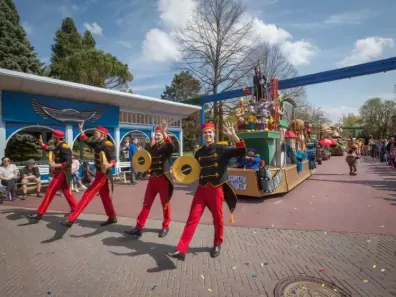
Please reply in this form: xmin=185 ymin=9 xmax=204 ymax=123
xmin=62 ymin=143 xmax=70 ymax=149
xmin=105 ymin=141 xmax=113 ymax=147
xmin=217 ymin=141 xmax=228 ymax=145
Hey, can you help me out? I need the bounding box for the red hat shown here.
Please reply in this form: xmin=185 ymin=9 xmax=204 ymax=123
xmin=96 ymin=126 xmax=108 ymax=135
xmin=201 ymin=122 xmax=215 ymax=131
xmin=52 ymin=130 xmax=64 ymax=138
xmin=155 ymin=126 xmax=168 ymax=133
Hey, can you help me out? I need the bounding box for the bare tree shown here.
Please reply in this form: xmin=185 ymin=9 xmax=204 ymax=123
xmin=243 ymin=42 xmax=307 ymax=107
xmin=295 ymin=104 xmax=330 ymax=124
xmin=174 ymin=0 xmax=256 ymax=140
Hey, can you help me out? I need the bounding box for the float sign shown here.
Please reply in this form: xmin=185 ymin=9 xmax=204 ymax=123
xmin=228 ymin=175 xmax=247 ymax=191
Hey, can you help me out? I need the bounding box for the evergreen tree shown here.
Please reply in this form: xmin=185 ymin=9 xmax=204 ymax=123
xmin=5 ymin=133 xmax=41 ymax=162
xmin=49 ymin=17 xmax=82 ymax=78
xmin=82 ymin=30 xmax=96 ymax=49
xmin=0 ymin=0 xmax=44 ymax=73
xmin=161 ymin=71 xmax=201 ymax=151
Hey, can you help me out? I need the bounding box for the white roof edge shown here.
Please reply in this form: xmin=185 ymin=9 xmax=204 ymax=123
xmin=0 ymin=68 xmax=202 ymax=111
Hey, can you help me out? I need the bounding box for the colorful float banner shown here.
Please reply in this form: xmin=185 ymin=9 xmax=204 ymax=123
xmin=1 ymin=91 xmax=119 ymax=128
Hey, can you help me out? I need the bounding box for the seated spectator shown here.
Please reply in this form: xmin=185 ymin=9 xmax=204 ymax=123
xmin=20 ymin=159 xmax=42 ymax=200
xmin=236 ymin=148 xmax=261 ymax=170
xmin=0 ymin=157 xmax=18 ymax=201
xmin=71 ymin=157 xmax=87 ymax=192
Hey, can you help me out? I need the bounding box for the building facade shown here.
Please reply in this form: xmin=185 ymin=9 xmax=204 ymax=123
xmin=0 ymin=68 xmax=200 ymax=171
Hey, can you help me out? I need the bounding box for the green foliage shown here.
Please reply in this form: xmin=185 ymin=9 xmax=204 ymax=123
xmin=337 ymin=113 xmax=362 ymax=137
xmin=359 ymin=97 xmax=396 ymax=139
xmin=161 ymin=71 xmax=202 ymax=151
xmin=48 ymin=17 xmax=133 ymax=89
xmin=82 ymin=30 xmax=96 ymax=49
xmin=60 ymin=49 xmax=133 ymax=88
xmin=5 ymin=133 xmax=42 ymax=162
xmin=0 ymin=0 xmax=44 ymax=74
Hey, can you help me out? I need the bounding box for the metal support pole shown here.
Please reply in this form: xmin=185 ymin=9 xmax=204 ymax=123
xmin=200 ymin=104 xmax=205 ymax=145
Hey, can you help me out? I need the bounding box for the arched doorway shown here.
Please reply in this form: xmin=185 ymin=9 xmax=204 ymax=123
xmin=5 ymin=126 xmax=54 ymax=165
xmin=72 ymin=129 xmax=115 ymax=161
xmin=120 ymin=131 xmax=150 ymax=161
xmin=168 ymin=133 xmax=180 ymax=156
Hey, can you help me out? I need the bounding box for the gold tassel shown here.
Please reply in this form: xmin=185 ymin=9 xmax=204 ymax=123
xmin=229 ymin=213 xmax=234 ymax=223
xmin=163 ymin=203 xmax=168 ymax=211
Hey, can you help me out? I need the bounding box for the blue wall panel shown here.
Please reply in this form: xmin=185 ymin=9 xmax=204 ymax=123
xmin=2 ymin=91 xmax=119 ymax=128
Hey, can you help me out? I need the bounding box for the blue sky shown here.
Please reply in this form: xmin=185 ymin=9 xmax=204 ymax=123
xmin=15 ymin=0 xmax=396 ymax=123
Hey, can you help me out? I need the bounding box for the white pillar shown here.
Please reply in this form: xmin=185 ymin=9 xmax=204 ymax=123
xmin=65 ymin=125 xmax=73 ymax=148
xmin=115 ymin=127 xmax=120 ymax=162
xmin=179 ymin=120 xmax=183 ymax=156
xmin=0 ymin=91 xmax=6 ymax=159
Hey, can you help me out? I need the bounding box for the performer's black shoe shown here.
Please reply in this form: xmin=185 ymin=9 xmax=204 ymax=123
xmin=159 ymin=228 xmax=169 ymax=238
xmin=165 ymin=251 xmax=185 ymax=261
xmin=100 ymin=217 xmax=117 ymax=226
xmin=25 ymin=213 xmax=42 ymax=221
xmin=124 ymin=228 xmax=142 ymax=237
xmin=59 ymin=219 xmax=73 ymax=228
xmin=210 ymin=245 xmax=221 ymax=258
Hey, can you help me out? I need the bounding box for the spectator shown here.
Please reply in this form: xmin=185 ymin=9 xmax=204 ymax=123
xmin=71 ymin=157 xmax=87 ymax=192
xmin=20 ymin=159 xmax=42 ymax=200
xmin=121 ymin=136 xmax=131 ymax=162
xmin=129 ymin=137 xmax=138 ymax=185
xmin=0 ymin=157 xmax=18 ymax=201
xmin=193 ymin=144 xmax=200 ymax=156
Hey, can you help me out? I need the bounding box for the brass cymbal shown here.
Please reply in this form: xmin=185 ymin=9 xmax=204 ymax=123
xmin=132 ymin=150 xmax=152 ymax=172
xmin=172 ymin=156 xmax=201 ymax=184
xmin=100 ymin=151 xmax=109 ymax=174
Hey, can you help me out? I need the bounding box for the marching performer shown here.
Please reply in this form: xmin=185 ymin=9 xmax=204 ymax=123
xmin=166 ymin=121 xmax=246 ymax=261
xmin=25 ymin=130 xmax=77 ymax=222
xmin=59 ymin=121 xmax=117 ymax=227
xmin=125 ymin=120 xmax=175 ymax=238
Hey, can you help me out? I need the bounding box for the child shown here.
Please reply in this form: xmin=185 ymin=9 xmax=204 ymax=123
xmin=346 ymin=144 xmax=358 ymax=175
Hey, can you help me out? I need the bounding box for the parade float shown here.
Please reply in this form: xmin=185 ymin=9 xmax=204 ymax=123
xmin=225 ymin=71 xmax=316 ymax=198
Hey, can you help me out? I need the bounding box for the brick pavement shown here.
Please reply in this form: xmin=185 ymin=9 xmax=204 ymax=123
xmin=0 ymin=207 xmax=395 ymax=297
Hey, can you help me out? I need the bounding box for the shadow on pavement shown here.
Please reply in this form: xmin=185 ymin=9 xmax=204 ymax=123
xmin=1 ymin=208 xmax=211 ymax=273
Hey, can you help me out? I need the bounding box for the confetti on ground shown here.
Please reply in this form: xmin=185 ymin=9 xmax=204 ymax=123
xmin=322 ymin=284 xmax=325 ymax=287
xmin=200 ymin=274 xmax=205 ymax=279
xmin=294 ymin=245 xmax=298 ymax=247
xmin=319 ymin=269 xmax=324 ymax=272
xmin=381 ymin=226 xmax=384 ymax=228
xmin=334 ymin=289 xmax=338 ymax=292
xmin=208 ymin=289 xmax=212 ymax=292
xmin=381 ymin=269 xmax=386 ymax=272
xmin=264 ymin=261 xmax=269 ymax=265
xmin=151 ymin=285 xmax=157 ymax=290
xmin=291 ymin=290 xmax=296 ymax=294
xmin=252 ymin=274 xmax=257 ymax=278
xmin=363 ymin=280 xmax=369 ymax=283
xmin=367 ymin=240 xmax=371 ymax=243
xmin=150 ymin=247 xmax=155 ymax=250
xmin=271 ymin=225 xmax=274 ymax=227
xmin=324 ymin=232 xmax=327 ymax=234
xmin=260 ymin=263 xmax=264 ymax=267
xmin=47 ymin=292 xmax=52 ymax=296
xmin=232 ymin=266 xmax=237 ymax=270
xmin=372 ymin=264 xmax=376 ymax=269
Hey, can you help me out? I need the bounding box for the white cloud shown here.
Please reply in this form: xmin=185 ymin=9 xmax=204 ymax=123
xmin=142 ymin=29 xmax=180 ymax=62
xmin=337 ymin=37 xmax=394 ymax=67
xmin=58 ymin=4 xmax=71 ymax=17
xmin=22 ymin=21 xmax=33 ymax=35
xmin=71 ymin=4 xmax=80 ymax=11
xmin=325 ymin=9 xmax=374 ymax=25
xmin=140 ymin=0 xmax=317 ymax=65
xmin=158 ymin=0 xmax=197 ymax=29
xmin=84 ymin=22 xmax=103 ymax=36
xmin=324 ymin=106 xmax=359 ymax=123
xmin=281 ymin=40 xmax=317 ymax=66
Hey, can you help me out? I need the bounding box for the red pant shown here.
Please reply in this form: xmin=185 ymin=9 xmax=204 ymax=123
xmin=37 ymin=171 xmax=77 ymax=215
xmin=136 ymin=175 xmax=171 ymax=230
xmin=176 ymin=184 xmax=224 ymax=254
xmin=68 ymin=172 xmax=116 ymax=222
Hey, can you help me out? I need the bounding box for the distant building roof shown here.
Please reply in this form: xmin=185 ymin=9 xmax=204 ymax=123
xmin=0 ymin=68 xmax=201 ymax=118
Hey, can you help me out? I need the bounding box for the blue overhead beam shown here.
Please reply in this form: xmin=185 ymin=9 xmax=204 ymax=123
xmin=199 ymin=57 xmax=396 ymax=105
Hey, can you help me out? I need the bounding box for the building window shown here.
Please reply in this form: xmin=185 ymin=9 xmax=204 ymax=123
xmin=119 ymin=111 xmax=181 ymax=127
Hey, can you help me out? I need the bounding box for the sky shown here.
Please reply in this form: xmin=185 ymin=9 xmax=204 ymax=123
xmin=15 ymin=0 xmax=396 ymax=123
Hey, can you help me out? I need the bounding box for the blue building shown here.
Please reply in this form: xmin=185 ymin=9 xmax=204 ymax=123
xmin=0 ymin=68 xmax=200 ymax=179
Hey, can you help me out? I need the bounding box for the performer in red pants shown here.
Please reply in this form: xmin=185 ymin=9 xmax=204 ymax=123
xmin=166 ymin=121 xmax=246 ymax=261
xmin=125 ymin=120 xmax=175 ymax=238
xmin=25 ymin=130 xmax=77 ymax=222
xmin=59 ymin=121 xmax=117 ymax=227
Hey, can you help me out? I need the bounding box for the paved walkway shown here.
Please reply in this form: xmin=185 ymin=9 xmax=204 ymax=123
xmin=0 ymin=208 xmax=395 ymax=297
xmin=2 ymin=156 xmax=395 ymax=235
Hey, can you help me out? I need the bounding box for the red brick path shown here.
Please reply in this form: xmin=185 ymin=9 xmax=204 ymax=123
xmin=2 ymin=156 xmax=395 ymax=235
